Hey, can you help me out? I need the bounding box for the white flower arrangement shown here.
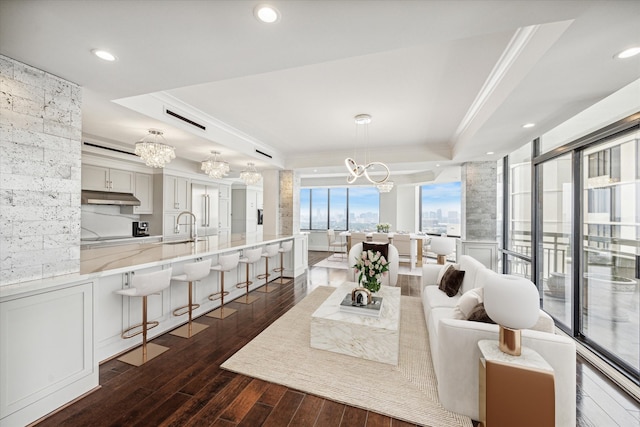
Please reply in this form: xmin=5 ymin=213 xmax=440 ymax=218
xmin=352 ymin=249 xmax=389 ymax=292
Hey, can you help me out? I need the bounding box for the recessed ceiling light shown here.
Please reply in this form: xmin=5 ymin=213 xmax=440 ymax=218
xmin=436 ymin=164 xmax=440 ymax=167
xmin=91 ymin=49 xmax=117 ymax=61
xmin=486 ymin=151 xmax=494 ymax=155
xmin=254 ymin=4 xmax=280 ymax=23
xmin=615 ymin=47 xmax=640 ymax=59
xmin=522 ymin=123 xmax=535 ymax=128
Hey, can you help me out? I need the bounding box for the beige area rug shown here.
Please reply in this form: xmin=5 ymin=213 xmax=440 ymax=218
xmin=315 ymin=256 xmax=424 ymax=277
xmin=221 ymin=286 xmax=472 ymax=427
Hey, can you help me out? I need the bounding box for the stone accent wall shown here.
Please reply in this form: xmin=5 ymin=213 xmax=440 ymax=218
xmin=278 ymin=170 xmax=300 ymax=235
xmin=461 ymin=161 xmax=497 ymax=241
xmin=0 ymin=55 xmax=82 ymax=286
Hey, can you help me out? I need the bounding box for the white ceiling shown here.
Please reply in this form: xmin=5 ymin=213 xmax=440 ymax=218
xmin=1 ymin=0 xmax=639 ymax=181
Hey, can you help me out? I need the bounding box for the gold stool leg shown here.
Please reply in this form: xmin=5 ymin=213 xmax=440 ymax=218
xmin=274 ymin=252 xmax=290 ymax=284
xmin=257 ymin=257 xmax=277 ymax=293
xmin=171 ymin=281 xmax=209 ymax=338
xmin=207 ymin=271 xmax=237 ymax=319
xmin=118 ymin=295 xmax=169 ymax=367
xmin=235 ymin=263 xmax=259 ymax=304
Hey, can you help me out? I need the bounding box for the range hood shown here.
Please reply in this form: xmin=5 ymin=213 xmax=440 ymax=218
xmin=81 ymin=190 xmax=141 ymax=206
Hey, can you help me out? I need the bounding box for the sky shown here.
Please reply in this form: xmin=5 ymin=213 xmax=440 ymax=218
xmin=421 ymin=181 xmax=462 ymax=214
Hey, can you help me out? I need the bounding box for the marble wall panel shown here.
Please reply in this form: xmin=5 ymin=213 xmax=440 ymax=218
xmin=462 ymin=161 xmax=497 ymax=241
xmin=0 ymin=55 xmax=81 ymax=286
xmin=0 ymin=235 xmax=44 ymax=253
xmin=0 ymin=265 xmax=42 ymax=286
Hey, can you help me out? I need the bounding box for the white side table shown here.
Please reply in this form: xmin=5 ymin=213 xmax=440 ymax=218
xmin=478 ymin=339 xmax=555 ymax=427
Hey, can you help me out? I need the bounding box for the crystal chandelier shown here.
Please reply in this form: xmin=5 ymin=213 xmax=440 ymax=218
xmin=240 ymin=162 xmax=262 ymax=185
xmin=134 ymin=129 xmax=175 ymax=168
xmin=376 ymin=181 xmax=394 ymax=193
xmin=201 ymin=151 xmax=230 ymax=179
xmin=345 ymin=114 xmax=390 ymax=185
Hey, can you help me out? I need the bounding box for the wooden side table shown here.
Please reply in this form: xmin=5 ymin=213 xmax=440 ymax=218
xmin=478 ymin=340 xmax=555 ymax=427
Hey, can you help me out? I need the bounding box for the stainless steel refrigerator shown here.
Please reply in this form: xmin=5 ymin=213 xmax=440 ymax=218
xmin=191 ymin=183 xmax=219 ymax=237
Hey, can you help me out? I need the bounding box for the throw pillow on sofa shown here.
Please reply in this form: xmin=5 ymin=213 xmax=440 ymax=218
xmin=438 ymin=266 xmax=466 ymax=297
xmin=452 ymin=287 xmax=483 ymax=319
xmin=467 ymin=303 xmax=495 ymax=324
xmin=435 ymin=262 xmax=461 ymax=286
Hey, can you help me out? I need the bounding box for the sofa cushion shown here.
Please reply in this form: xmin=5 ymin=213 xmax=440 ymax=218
xmin=422 ymin=285 xmax=460 ymax=325
xmin=452 ymin=287 xmax=483 ymax=319
xmin=457 ymin=255 xmax=487 ymax=294
xmin=424 ymin=286 xmax=460 ymax=310
xmin=474 ymin=267 xmax=499 ymax=290
xmin=439 ymin=266 xmax=466 ymax=297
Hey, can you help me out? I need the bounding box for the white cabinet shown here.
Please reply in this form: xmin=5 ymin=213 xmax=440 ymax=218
xmin=95 ymin=273 xmax=127 ymax=357
xmin=231 ymin=188 xmax=260 ymax=234
xmin=219 ymin=184 xmax=231 ymax=237
xmin=95 ymin=266 xmax=171 ymax=361
xmin=163 ymin=213 xmax=190 ymax=239
xmin=164 ymin=175 xmax=190 ymax=212
xmin=0 ymin=281 xmax=98 ymax=427
xmin=455 ymin=239 xmax=499 ymax=271
xmin=133 ymin=172 xmax=153 ymax=214
xmin=82 ymin=164 xmax=133 ymax=193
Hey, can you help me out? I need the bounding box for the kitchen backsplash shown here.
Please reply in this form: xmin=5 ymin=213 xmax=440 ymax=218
xmin=81 ymin=205 xmax=140 ymax=239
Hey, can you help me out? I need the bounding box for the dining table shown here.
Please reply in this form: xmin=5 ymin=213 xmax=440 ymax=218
xmin=339 ymin=231 xmax=428 ymax=268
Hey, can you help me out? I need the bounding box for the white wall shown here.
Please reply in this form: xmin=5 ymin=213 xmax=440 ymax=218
xmin=378 ymin=188 xmax=397 ymax=229
xmin=396 ymin=185 xmax=418 ymax=232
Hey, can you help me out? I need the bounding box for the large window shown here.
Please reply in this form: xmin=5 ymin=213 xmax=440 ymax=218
xmin=299 ymin=187 xmax=379 ymax=231
xmin=532 ymin=125 xmax=640 ymax=381
xmin=420 ymin=182 xmax=461 ymax=236
xmin=348 ymin=187 xmax=380 ymax=231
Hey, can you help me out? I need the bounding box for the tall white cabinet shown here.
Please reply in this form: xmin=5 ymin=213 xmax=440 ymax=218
xmin=232 ymin=187 xmax=262 ymax=235
xmin=162 ymin=175 xmax=191 ymax=239
xmin=218 ymin=184 xmax=231 ymax=242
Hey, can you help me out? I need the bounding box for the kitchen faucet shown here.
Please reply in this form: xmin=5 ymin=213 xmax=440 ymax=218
xmin=176 ymin=211 xmax=197 ymax=241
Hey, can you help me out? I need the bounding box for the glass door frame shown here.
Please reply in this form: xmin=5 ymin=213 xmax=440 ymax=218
xmin=532 ymin=112 xmax=640 ymax=381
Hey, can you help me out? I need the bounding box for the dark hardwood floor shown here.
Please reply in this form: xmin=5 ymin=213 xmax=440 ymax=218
xmin=34 ymin=251 xmax=638 ymax=426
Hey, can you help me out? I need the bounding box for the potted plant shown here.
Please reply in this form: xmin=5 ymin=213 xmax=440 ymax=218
xmin=376 ymin=223 xmax=391 ymax=233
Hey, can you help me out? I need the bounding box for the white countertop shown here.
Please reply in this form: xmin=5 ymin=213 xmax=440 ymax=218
xmin=1 ymin=233 xmax=296 ymax=299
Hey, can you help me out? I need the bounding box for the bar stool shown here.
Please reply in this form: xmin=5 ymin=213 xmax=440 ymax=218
xmin=207 ymin=252 xmax=240 ymax=319
xmin=170 ymin=258 xmax=211 ymax=338
xmin=235 ymin=247 xmax=263 ymax=304
xmin=273 ymin=240 xmax=293 ymax=284
xmin=115 ymin=268 xmax=172 ymax=366
xmin=256 ymin=243 xmax=280 ymax=293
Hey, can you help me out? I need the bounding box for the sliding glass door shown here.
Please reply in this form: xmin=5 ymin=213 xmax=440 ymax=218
xmin=581 ymin=132 xmax=639 ymax=371
xmin=539 ymin=154 xmax=573 ymax=328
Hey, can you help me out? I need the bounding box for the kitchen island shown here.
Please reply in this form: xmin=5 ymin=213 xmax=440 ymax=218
xmin=0 ymin=233 xmax=307 ymax=427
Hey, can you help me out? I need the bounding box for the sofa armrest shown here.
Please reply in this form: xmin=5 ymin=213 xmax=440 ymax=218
xmin=422 ymin=264 xmax=442 ymax=288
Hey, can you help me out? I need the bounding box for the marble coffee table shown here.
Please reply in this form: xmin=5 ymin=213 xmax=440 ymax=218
xmin=310 ymin=282 xmax=401 ymax=365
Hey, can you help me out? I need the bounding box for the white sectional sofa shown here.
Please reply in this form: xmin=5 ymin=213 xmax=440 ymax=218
xmin=421 ymin=255 xmax=576 ymax=426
